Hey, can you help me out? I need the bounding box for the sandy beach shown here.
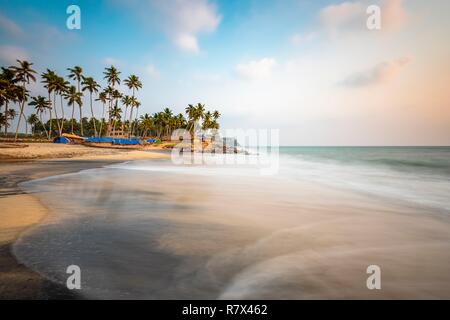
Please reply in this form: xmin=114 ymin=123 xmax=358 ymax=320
xmin=0 ymin=143 xmax=169 ymax=299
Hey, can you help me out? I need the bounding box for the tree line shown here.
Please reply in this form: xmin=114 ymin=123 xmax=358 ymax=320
xmin=0 ymin=60 xmax=220 ymax=141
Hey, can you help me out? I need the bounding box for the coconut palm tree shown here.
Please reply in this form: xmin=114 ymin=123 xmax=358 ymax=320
xmin=124 ymin=75 xmax=142 ymax=135
xmin=28 ymin=96 xmax=51 ymax=138
xmin=41 ymin=69 xmax=58 ymax=137
xmin=11 ymin=60 xmax=36 ymax=141
xmin=110 ymin=105 xmax=122 ymax=131
xmin=96 ymin=91 xmax=107 ymax=136
xmin=0 ymin=67 xmax=19 ymax=136
xmin=124 ymin=74 xmax=142 ymax=98
xmin=139 ymin=113 xmax=153 ymax=137
xmin=202 ymin=111 xmax=212 ymax=130
xmin=54 ymin=76 xmax=69 ymax=135
xmin=0 ymin=113 xmax=5 ymax=132
xmin=132 ymin=100 xmax=141 ymax=136
xmin=67 ymin=66 xmax=84 ymax=135
xmin=7 ymin=109 xmax=17 ymax=133
xmin=81 ymin=76 xmax=100 ymax=136
xmin=121 ymin=95 xmax=132 ymax=133
xmin=64 ymin=85 xmax=82 ymax=134
xmin=103 ymin=66 xmax=121 ymax=135
xmin=27 ymin=113 xmax=39 ymax=135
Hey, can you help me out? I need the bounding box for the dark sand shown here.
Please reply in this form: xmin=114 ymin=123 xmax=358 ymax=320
xmin=0 ymin=157 xmax=167 ymax=299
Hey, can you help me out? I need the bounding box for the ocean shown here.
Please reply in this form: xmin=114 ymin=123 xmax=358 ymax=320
xmin=13 ymin=147 xmax=450 ymax=299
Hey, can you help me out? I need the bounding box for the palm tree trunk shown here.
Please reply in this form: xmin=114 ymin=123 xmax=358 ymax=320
xmin=53 ymin=92 xmax=61 ymax=135
xmin=39 ymin=113 xmax=49 ymax=139
xmin=14 ymin=83 xmax=26 ymax=142
xmin=107 ymin=96 xmax=112 ymax=136
xmin=128 ymin=107 xmax=134 ymax=137
xmin=71 ymin=105 xmax=75 ymax=133
xmin=60 ymin=95 xmax=65 ymax=134
xmin=4 ymin=101 xmax=8 ymax=136
xmin=90 ymin=93 xmax=97 ymax=137
xmin=122 ymin=105 xmax=128 ymax=133
xmin=134 ymin=108 xmax=139 ymax=137
xmin=14 ymin=101 xmax=24 ymax=142
xmin=99 ymin=102 xmax=105 ymax=137
xmin=49 ymin=107 xmax=53 ymax=139
xmin=79 ymin=104 xmax=83 ymax=136
xmin=23 ymin=113 xmax=28 ymax=135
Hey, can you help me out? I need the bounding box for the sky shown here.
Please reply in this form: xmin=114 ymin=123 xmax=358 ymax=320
xmin=0 ymin=0 xmax=449 ymax=145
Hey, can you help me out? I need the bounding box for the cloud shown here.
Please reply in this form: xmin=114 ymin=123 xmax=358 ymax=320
xmin=235 ymin=58 xmax=277 ymax=81
xmin=0 ymin=13 xmax=23 ymax=37
xmin=103 ymin=57 xmax=121 ymax=66
xmin=320 ymin=1 xmax=365 ymax=33
xmin=340 ymin=56 xmax=411 ymax=87
xmin=150 ymin=0 xmax=221 ymax=53
xmin=381 ymin=0 xmax=407 ymax=31
xmin=290 ymin=32 xmax=317 ymax=45
xmin=319 ymin=0 xmax=407 ymax=34
xmin=144 ymin=64 xmax=159 ymax=78
xmin=0 ymin=45 xmax=29 ymax=64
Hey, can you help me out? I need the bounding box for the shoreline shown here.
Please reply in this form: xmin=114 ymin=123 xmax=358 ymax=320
xmin=0 ymin=146 xmax=169 ymax=299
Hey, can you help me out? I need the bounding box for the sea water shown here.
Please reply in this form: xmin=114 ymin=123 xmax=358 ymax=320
xmin=12 ymin=147 xmax=450 ymax=299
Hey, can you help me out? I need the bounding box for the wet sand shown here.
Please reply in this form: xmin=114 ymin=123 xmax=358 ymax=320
xmin=0 ymin=149 xmax=169 ymax=299
xmin=11 ymin=160 xmax=450 ymax=299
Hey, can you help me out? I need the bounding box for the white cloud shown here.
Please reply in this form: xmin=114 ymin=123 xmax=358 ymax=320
xmin=319 ymin=0 xmax=407 ymax=34
xmin=320 ymin=1 xmax=365 ymax=33
xmin=290 ymin=32 xmax=317 ymax=45
xmin=0 ymin=45 xmax=29 ymax=64
xmin=0 ymin=13 xmax=23 ymax=37
xmin=151 ymin=0 xmax=221 ymax=53
xmin=235 ymin=58 xmax=277 ymax=81
xmin=144 ymin=64 xmax=159 ymax=78
xmin=103 ymin=57 xmax=121 ymax=66
xmin=340 ymin=56 xmax=412 ymax=87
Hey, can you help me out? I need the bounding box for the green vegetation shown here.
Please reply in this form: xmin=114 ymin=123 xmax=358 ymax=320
xmin=0 ymin=60 xmax=221 ymax=141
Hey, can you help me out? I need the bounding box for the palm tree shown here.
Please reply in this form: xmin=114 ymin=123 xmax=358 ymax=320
xmin=96 ymin=91 xmax=107 ymax=136
xmin=121 ymin=95 xmax=132 ymax=133
xmin=67 ymin=66 xmax=84 ymax=135
xmin=124 ymin=75 xmax=142 ymax=135
xmin=139 ymin=113 xmax=153 ymax=137
xmin=0 ymin=67 xmax=19 ymax=136
xmin=27 ymin=113 xmax=39 ymax=135
xmin=41 ymin=69 xmax=57 ymax=137
xmin=132 ymin=100 xmax=141 ymax=136
xmin=11 ymin=60 xmax=36 ymax=141
xmin=185 ymin=103 xmax=205 ymax=133
xmin=64 ymin=85 xmax=82 ymax=134
xmin=28 ymin=96 xmax=51 ymax=138
xmin=7 ymin=109 xmax=17 ymax=133
xmin=103 ymin=66 xmax=121 ymax=135
xmin=0 ymin=113 xmax=5 ymax=132
xmin=55 ymin=76 xmax=69 ymax=135
xmin=81 ymin=76 xmax=100 ymax=136
xmin=202 ymin=111 xmax=212 ymax=130
xmin=110 ymin=105 xmax=122 ymax=131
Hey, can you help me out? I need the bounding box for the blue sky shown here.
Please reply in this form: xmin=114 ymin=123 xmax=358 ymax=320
xmin=1 ymin=0 xmax=449 ymax=145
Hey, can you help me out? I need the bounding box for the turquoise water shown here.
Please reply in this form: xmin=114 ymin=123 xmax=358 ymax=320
xmin=277 ymin=147 xmax=450 ymax=212
xmin=280 ymin=146 xmax=450 ymax=175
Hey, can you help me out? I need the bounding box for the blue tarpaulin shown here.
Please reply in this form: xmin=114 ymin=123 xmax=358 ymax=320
xmin=85 ymin=137 xmax=140 ymax=145
xmin=147 ymin=139 xmax=157 ymax=143
xmin=53 ymin=136 xmax=70 ymax=144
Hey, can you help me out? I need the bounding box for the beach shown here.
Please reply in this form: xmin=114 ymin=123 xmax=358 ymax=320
xmin=0 ymin=143 xmax=169 ymax=299
xmin=2 ymin=146 xmax=449 ymax=299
